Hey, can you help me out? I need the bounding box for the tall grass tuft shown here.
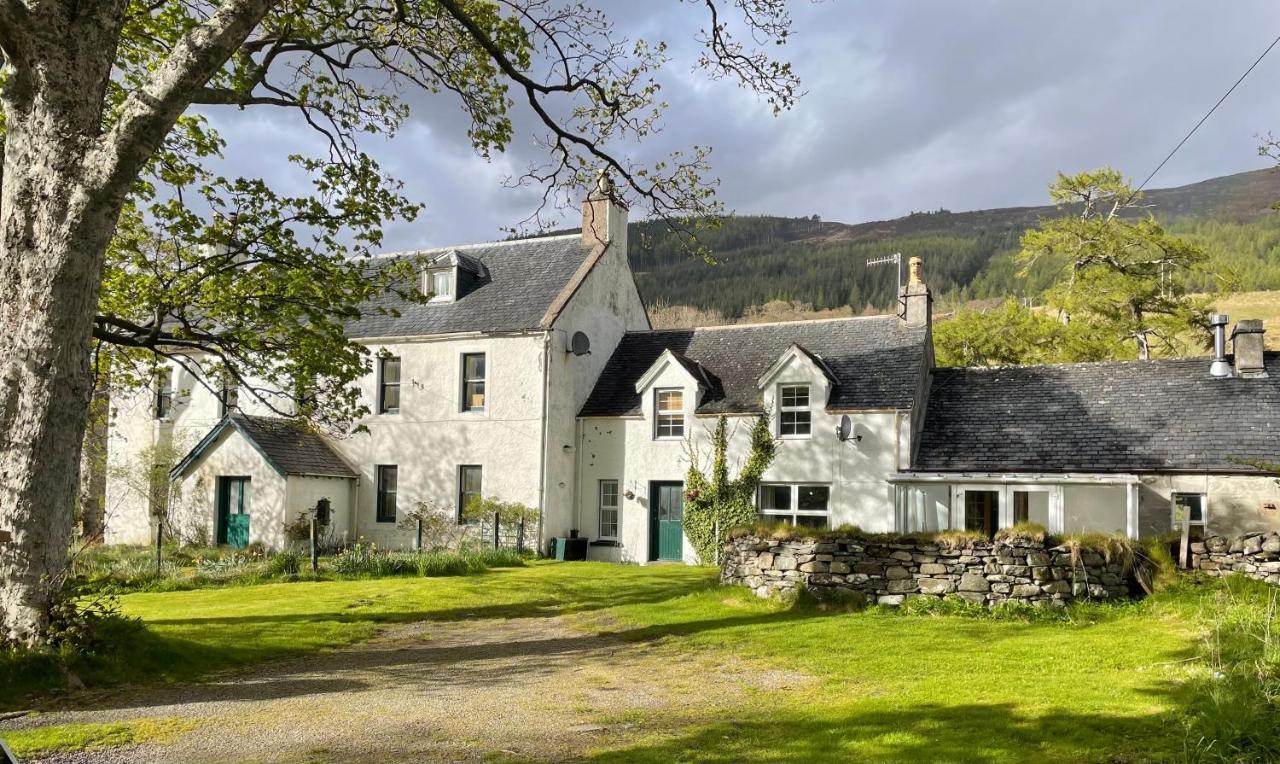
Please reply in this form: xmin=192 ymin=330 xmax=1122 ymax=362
xmin=1182 ymin=575 xmax=1280 ymax=763
xmin=993 ymin=522 xmax=1048 ymax=545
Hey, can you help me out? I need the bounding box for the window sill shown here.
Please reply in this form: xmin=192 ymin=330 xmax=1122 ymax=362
xmin=375 ymin=518 xmax=397 ymax=524
xmin=777 ymin=434 xmax=812 ymax=441
xmin=653 ymin=436 xmax=685 ymax=442
xmin=590 ymin=539 xmax=620 ymax=547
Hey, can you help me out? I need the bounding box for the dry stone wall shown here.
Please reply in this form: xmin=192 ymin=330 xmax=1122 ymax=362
xmin=721 ymin=533 xmax=1132 ymax=606
xmin=1190 ymin=532 xmax=1280 ymax=584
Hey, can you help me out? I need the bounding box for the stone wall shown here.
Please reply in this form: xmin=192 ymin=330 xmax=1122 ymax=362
xmin=1190 ymin=532 xmax=1280 ymax=584
xmin=721 ymin=533 xmax=1133 ymax=606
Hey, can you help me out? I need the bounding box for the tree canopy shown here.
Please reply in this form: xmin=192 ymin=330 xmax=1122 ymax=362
xmin=0 ymin=0 xmax=803 ymax=642
xmin=934 ymin=168 xmax=1216 ymax=367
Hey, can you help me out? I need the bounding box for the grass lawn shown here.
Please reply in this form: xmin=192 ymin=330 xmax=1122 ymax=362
xmin=589 ymin=585 xmax=1200 ymax=763
xmin=2 ymin=562 xmax=1219 ymax=762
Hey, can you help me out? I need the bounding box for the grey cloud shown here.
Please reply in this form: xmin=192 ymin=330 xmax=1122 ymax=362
xmin=202 ymin=0 xmax=1280 ymax=250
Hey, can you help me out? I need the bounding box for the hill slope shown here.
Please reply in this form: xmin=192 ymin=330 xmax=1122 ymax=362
xmin=628 ymin=168 xmax=1280 ymax=317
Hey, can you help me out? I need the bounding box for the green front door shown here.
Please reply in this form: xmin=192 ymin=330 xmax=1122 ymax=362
xmin=650 ymin=482 xmax=684 ymax=561
xmin=216 ymin=477 xmax=251 ymax=549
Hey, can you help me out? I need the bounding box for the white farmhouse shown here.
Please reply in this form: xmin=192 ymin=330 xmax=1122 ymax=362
xmin=104 ymin=186 xmax=1280 ymax=561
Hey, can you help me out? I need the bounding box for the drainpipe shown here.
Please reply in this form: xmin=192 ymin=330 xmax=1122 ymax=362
xmin=573 ymin=418 xmax=584 ymax=537
xmin=350 ymin=477 xmax=360 ymax=543
xmin=535 ymin=332 xmax=553 ymax=551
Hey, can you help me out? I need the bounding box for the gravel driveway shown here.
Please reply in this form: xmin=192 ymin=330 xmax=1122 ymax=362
xmin=4 ymin=614 xmax=810 ymax=763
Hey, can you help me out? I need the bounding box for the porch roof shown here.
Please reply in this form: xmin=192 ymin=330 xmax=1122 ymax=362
xmin=890 ymin=472 xmax=1140 ymax=485
xmin=171 ymin=414 xmax=358 ymax=480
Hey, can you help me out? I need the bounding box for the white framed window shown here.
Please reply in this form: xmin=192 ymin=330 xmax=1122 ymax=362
xmin=654 ymin=388 xmax=685 ymax=439
xmin=458 ymin=464 xmax=483 ymax=522
xmin=376 ymin=465 xmax=398 ymax=523
xmin=426 ymin=269 xmax=454 ymax=302
xmin=1172 ymin=493 xmax=1207 ymax=530
xmin=461 ymin=353 xmax=486 ymax=412
xmin=758 ymin=484 xmax=830 ymax=528
xmin=778 ymin=384 xmax=811 ymax=437
xmin=378 ymin=355 xmax=401 ymax=414
xmin=598 ymin=480 xmax=619 ymax=540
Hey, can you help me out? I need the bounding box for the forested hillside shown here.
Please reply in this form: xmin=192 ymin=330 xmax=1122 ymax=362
xmin=626 ymin=168 xmax=1280 ymax=317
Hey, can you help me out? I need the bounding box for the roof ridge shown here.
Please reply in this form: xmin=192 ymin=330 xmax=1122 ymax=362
xmin=368 ymin=233 xmax=580 ymax=260
xmin=941 ymin=356 xmax=1219 ymax=373
xmin=629 ymin=313 xmax=902 ymax=335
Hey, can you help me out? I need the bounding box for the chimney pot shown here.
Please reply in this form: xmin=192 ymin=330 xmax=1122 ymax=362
xmin=1232 ymin=319 xmax=1268 ymax=378
xmin=581 ymin=171 xmax=627 ymax=252
xmin=1209 ymin=314 xmax=1231 ymax=377
xmin=901 ymin=257 xmax=931 ymax=329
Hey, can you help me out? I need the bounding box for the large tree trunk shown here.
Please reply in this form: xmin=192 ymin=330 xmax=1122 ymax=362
xmin=0 ymin=5 xmax=127 ymax=644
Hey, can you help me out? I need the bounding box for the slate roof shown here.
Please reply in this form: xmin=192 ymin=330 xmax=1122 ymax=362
xmin=579 ymin=316 xmax=929 ymax=416
xmin=345 ymin=235 xmax=593 ymax=338
xmin=172 ymin=415 xmax=358 ymax=479
xmin=915 ymin=354 xmax=1280 ymax=473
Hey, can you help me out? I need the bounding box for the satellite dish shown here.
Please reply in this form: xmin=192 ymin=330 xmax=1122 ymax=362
xmin=836 ymin=415 xmax=853 ymax=442
xmin=569 ymin=331 xmax=591 ymax=356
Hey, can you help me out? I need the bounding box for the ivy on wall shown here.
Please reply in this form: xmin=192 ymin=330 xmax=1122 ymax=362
xmin=683 ymin=413 xmax=777 ymax=564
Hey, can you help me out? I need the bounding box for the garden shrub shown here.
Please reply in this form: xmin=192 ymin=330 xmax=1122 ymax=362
xmin=266 ymin=549 xmax=304 ymax=577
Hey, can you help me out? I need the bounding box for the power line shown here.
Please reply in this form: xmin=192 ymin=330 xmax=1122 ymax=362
xmin=1136 ymin=31 xmax=1280 ymax=193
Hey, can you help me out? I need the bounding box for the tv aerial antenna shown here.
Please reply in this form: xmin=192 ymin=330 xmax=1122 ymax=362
xmin=866 ymin=252 xmax=903 ymax=295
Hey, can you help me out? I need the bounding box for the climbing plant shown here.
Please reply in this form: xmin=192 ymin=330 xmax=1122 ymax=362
xmin=684 ymin=414 xmax=777 ymax=564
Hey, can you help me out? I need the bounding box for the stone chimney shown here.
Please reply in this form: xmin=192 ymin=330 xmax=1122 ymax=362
xmin=901 ymin=256 xmax=931 ymax=329
xmin=1232 ymin=319 xmax=1268 ymax=378
xmin=581 ymin=171 xmax=628 ymax=254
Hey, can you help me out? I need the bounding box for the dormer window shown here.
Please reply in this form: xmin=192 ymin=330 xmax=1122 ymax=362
xmin=655 ymin=388 xmax=685 ymax=439
xmin=779 ymin=384 xmax=811 ymax=437
xmin=426 ymin=269 xmax=454 ymax=302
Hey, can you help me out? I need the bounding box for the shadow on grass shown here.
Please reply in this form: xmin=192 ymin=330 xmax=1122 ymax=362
xmin=586 ymin=698 xmax=1186 ymax=764
xmin=72 ymin=599 xmax=835 ymax=713
xmin=0 ymin=565 xmax=717 ymax=711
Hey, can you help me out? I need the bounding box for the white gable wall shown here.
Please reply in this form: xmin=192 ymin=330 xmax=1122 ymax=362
xmin=543 ymin=235 xmax=650 ymax=547
xmin=576 ymin=347 xmax=909 ymax=564
xmin=169 ymin=427 xmax=287 ymax=547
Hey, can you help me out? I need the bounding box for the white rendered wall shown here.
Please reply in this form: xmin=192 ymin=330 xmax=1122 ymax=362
xmin=576 ymin=348 xmax=909 ymax=564
xmin=285 ymin=476 xmax=355 ymax=547
xmin=169 ymin=427 xmax=288 ymax=547
xmin=544 ymin=233 xmax=650 ymax=549
xmin=333 ymin=333 xmax=548 ymax=549
xmin=1138 ymin=474 xmax=1280 ymax=537
xmin=104 ymin=356 xmax=287 ymax=544
xmin=1062 ymin=484 xmax=1128 ymax=535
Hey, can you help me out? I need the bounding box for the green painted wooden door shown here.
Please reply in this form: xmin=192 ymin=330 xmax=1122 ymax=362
xmin=216 ymin=477 xmax=251 ymax=549
xmin=650 ymin=482 xmax=684 ymax=561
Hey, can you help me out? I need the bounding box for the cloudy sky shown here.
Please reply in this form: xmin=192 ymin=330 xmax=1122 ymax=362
xmin=207 ymin=1 xmax=1280 ymax=250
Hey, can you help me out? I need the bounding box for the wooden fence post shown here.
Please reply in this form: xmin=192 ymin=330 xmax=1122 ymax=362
xmin=1179 ymin=513 xmax=1192 ymax=570
xmin=310 ymin=517 xmax=319 ymax=573
xmin=155 ymin=522 xmax=163 ymax=573
xmin=493 ymin=511 xmax=500 ymax=550
xmin=517 ymin=519 xmax=525 ymax=553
